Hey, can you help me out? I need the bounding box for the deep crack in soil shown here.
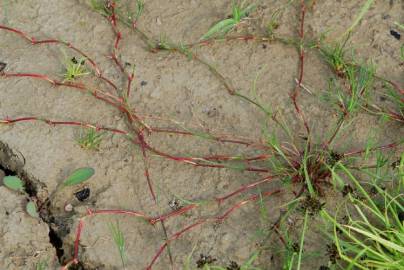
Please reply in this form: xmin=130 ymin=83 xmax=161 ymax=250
xmin=0 ymin=141 xmax=88 ymax=268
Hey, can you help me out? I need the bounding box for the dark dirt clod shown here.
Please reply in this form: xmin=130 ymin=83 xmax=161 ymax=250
xmin=0 ymin=62 xmax=6 ymax=73
xmin=168 ymin=198 xmax=182 ymax=210
xmin=391 ymin=158 xmax=401 ymax=169
xmin=341 ymin=215 xmax=349 ymax=225
xmin=341 ymin=184 xmax=354 ymax=197
xmin=75 ymin=187 xmax=91 ymax=202
xmin=291 ymin=242 xmax=300 ymax=252
xmin=226 ymin=261 xmax=240 ymax=270
xmin=327 ymin=151 xmax=342 ymax=166
xmin=300 ymin=196 xmax=325 ymax=216
xmin=390 ymin=30 xmax=401 ymax=40
xmin=196 ymin=254 xmax=217 ymax=268
xmin=140 ymin=80 xmax=148 ymax=86
xmin=398 ymin=211 xmax=404 ymax=222
xmin=326 ymin=243 xmax=339 ymax=264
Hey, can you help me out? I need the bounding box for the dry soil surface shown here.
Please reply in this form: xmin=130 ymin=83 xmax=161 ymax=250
xmin=0 ymin=0 xmax=403 ymax=269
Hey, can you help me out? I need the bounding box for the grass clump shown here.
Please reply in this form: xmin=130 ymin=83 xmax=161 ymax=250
xmin=77 ymin=128 xmax=104 ymax=150
xmin=109 ymin=221 xmax=127 ymax=269
xmin=322 ymin=161 xmax=404 ymax=270
xmin=62 ymin=56 xmax=90 ymax=82
xmin=200 ymin=0 xmax=256 ymax=40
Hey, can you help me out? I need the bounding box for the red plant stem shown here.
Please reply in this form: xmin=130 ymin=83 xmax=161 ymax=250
xmin=2 ymin=72 xmax=122 ymax=104
xmin=216 ymin=175 xmax=278 ymax=204
xmin=150 ymin=204 xmax=198 ymax=225
xmin=88 ymin=209 xmax=151 ymax=219
xmin=146 ymin=189 xmax=281 ymax=269
xmin=185 ymin=35 xmax=270 ymax=48
xmin=149 ymin=127 xmax=259 ymax=147
xmin=290 ymin=0 xmax=310 ymax=136
xmin=0 ymin=24 xmax=119 ymax=92
xmin=105 ymin=3 xmax=136 ymax=99
xmin=343 ymin=142 xmax=399 ymax=157
xmin=73 ymin=219 xmax=84 ymax=263
xmin=0 ymin=117 xmax=127 ymax=134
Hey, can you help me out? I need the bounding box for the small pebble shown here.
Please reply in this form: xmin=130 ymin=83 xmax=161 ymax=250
xmin=390 ymin=30 xmax=401 ymax=40
xmin=140 ymin=80 xmax=148 ymax=86
xmin=156 ymin=17 xmax=162 ymax=25
xmin=64 ymin=203 xmax=73 ymax=212
xmin=382 ymin=14 xmax=390 ymax=20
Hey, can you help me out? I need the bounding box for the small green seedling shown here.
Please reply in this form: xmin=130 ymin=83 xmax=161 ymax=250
xmin=26 ymin=200 xmax=39 ymax=218
xmin=109 ymin=221 xmax=127 ymax=269
xmin=63 ymin=167 xmax=95 ymax=186
xmin=62 ymin=55 xmax=90 ymax=82
xmin=77 ymin=129 xmax=104 ymax=150
xmin=3 ymin=175 xmax=40 ymax=218
xmin=200 ymin=0 xmax=256 ymax=40
xmin=3 ymin=175 xmax=24 ymax=191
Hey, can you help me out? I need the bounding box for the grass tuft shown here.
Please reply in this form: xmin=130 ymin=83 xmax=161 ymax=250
xmin=200 ymin=0 xmax=256 ymax=40
xmin=109 ymin=221 xmax=127 ymax=269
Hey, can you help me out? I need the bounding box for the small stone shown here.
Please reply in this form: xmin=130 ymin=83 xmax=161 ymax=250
xmin=382 ymin=14 xmax=390 ymax=20
xmin=390 ymin=30 xmax=401 ymax=40
xmin=156 ymin=17 xmax=162 ymax=25
xmin=140 ymin=80 xmax=148 ymax=86
xmin=64 ymin=203 xmax=73 ymax=212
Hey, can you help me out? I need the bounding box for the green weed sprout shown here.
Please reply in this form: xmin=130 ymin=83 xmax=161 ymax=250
xmin=322 ymin=163 xmax=404 ymax=270
xmin=109 ymin=221 xmax=127 ymax=269
xmin=200 ymin=0 xmax=256 ymax=40
xmin=77 ymin=128 xmax=104 ymax=150
xmin=62 ymin=54 xmax=90 ymax=82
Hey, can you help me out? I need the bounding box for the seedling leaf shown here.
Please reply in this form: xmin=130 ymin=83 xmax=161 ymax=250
xmin=26 ymin=201 xmax=39 ymax=218
xmin=200 ymin=18 xmax=235 ymax=40
xmin=3 ymin=175 xmax=24 ymax=191
xmin=64 ymin=167 xmax=95 ymax=186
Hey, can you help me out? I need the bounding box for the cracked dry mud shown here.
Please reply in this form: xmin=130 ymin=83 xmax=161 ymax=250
xmin=0 ymin=0 xmax=403 ymax=269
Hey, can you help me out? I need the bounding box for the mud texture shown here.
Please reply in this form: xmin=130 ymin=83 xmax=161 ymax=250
xmin=0 ymin=0 xmax=403 ymax=269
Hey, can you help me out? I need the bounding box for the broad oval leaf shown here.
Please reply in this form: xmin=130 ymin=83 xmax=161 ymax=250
xmin=26 ymin=201 xmax=39 ymax=218
xmin=64 ymin=167 xmax=95 ymax=186
xmin=3 ymin=176 xmax=24 ymax=191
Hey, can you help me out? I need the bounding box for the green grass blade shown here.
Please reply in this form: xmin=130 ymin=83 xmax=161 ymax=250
xmin=200 ymin=18 xmax=235 ymax=40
